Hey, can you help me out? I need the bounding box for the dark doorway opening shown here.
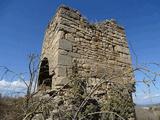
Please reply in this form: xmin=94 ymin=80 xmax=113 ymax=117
xmin=38 ymin=57 xmax=52 ymax=90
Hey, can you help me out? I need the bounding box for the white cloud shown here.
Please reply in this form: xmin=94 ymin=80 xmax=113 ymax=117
xmin=0 ymin=79 xmax=27 ymax=96
xmin=133 ymin=92 xmax=160 ymax=105
xmin=143 ymin=93 xmax=160 ymax=99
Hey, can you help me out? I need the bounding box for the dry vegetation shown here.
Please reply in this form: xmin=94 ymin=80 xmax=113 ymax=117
xmin=0 ymin=95 xmax=24 ymax=120
xmin=0 ymin=54 xmax=160 ymax=120
xmin=136 ymin=106 xmax=160 ymax=120
xmin=1 ymin=96 xmax=160 ymax=120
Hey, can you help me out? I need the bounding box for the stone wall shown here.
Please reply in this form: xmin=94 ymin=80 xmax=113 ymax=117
xmin=41 ymin=5 xmax=134 ymax=87
xmin=38 ymin=5 xmax=136 ymax=119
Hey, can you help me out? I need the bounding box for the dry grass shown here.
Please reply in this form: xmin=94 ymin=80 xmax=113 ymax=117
xmin=0 ymin=96 xmax=24 ymax=120
xmin=1 ymin=95 xmax=160 ymax=120
xmin=136 ymin=106 xmax=160 ymax=120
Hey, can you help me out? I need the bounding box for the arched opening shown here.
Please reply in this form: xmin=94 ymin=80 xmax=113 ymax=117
xmin=38 ymin=57 xmax=52 ymax=90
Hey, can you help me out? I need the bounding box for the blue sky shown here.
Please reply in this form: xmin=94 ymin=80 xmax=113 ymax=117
xmin=0 ymin=0 xmax=160 ymax=104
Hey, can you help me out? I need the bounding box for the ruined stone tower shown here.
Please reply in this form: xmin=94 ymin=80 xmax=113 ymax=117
xmin=38 ymin=5 xmax=136 ymax=119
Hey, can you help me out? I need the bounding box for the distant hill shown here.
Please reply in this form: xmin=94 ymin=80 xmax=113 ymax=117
xmin=136 ymin=103 xmax=160 ymax=107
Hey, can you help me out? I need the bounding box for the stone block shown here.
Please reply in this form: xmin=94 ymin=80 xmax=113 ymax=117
xmin=54 ymin=76 xmax=68 ymax=86
xmin=59 ymin=39 xmax=72 ymax=51
xmin=58 ymin=24 xmax=76 ymax=33
xmin=68 ymin=52 xmax=80 ymax=58
xmin=55 ymin=66 xmax=67 ymax=77
xmin=65 ymin=33 xmax=74 ymax=41
xmin=59 ymin=49 xmax=68 ymax=55
xmin=58 ymin=54 xmax=72 ymax=66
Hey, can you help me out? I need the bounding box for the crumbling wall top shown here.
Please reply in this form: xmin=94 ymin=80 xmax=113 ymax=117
xmin=58 ymin=5 xmax=81 ymax=16
xmin=57 ymin=5 xmax=124 ymax=32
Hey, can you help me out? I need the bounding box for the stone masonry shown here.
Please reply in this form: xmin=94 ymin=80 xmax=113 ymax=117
xmin=37 ymin=5 xmax=136 ymax=119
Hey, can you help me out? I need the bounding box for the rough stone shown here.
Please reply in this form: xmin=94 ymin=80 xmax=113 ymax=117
xmin=59 ymin=39 xmax=72 ymax=51
xmin=37 ymin=5 xmax=136 ymax=120
xmin=54 ymin=66 xmax=66 ymax=77
xmin=58 ymin=54 xmax=72 ymax=66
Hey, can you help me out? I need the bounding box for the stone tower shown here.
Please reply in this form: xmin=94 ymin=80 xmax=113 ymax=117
xmin=38 ymin=5 xmax=136 ymax=119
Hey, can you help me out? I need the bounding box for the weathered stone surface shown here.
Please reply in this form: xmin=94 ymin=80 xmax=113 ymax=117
xmin=55 ymin=66 xmax=67 ymax=77
xmin=55 ymin=76 xmax=68 ymax=86
xmin=58 ymin=49 xmax=68 ymax=55
xmin=59 ymin=39 xmax=72 ymax=51
xmin=65 ymin=33 xmax=75 ymax=41
xmin=58 ymin=54 xmax=72 ymax=66
xmin=68 ymin=52 xmax=80 ymax=58
xmin=37 ymin=5 xmax=136 ymax=120
xmin=57 ymin=24 xmax=76 ymax=33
